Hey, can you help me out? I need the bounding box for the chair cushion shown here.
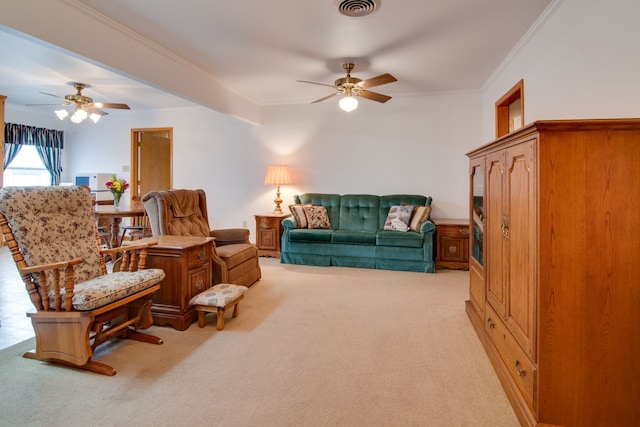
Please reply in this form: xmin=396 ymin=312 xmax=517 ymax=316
xmin=50 ymin=269 xmax=166 ymax=311
xmin=189 ymin=283 xmax=248 ymax=308
xmin=0 ymin=186 xmax=104 ymax=284
xmin=216 ymin=243 xmax=259 ymax=269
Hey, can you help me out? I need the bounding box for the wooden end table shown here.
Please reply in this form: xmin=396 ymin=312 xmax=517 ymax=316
xmin=136 ymin=235 xmax=215 ymax=330
xmin=254 ymin=212 xmax=291 ymax=258
xmin=432 ymin=218 xmax=470 ymax=271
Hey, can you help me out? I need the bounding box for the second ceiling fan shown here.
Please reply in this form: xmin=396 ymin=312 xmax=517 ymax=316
xmin=297 ymin=63 xmax=397 ymax=111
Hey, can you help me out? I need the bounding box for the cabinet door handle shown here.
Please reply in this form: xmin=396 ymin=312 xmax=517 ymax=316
xmin=499 ymin=213 xmax=510 ymax=240
xmin=514 ymin=359 xmax=527 ymax=377
xmin=198 ymin=249 xmax=206 ymax=262
xmin=487 ymin=317 xmax=495 ymax=329
xmin=459 ymin=228 xmax=469 ymax=236
xmin=195 ymin=280 xmax=204 ymax=291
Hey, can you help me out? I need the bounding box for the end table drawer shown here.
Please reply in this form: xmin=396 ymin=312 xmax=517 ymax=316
xmin=188 ymin=265 xmax=210 ymax=301
xmin=186 ymin=243 xmax=211 ymax=268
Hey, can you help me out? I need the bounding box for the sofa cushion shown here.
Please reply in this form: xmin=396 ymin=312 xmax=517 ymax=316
xmin=379 ymin=195 xmax=430 ymax=229
xmin=288 ymin=228 xmax=333 ymax=242
xmin=296 ymin=193 xmax=341 ymax=228
xmin=289 ymin=204 xmax=312 ymax=228
xmin=303 ymin=206 xmax=332 ymax=229
xmin=409 ymin=205 xmax=432 ymax=232
xmin=332 ymin=230 xmax=377 ymax=245
xmin=383 ymin=205 xmax=414 ymax=231
xmin=376 ymin=230 xmax=424 ymax=248
xmin=339 ymin=194 xmax=380 ymax=231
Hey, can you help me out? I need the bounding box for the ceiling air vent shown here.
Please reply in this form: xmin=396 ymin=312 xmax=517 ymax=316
xmin=335 ymin=0 xmax=379 ymax=17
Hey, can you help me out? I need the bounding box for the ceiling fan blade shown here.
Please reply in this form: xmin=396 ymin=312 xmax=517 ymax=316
xmin=311 ymin=92 xmax=340 ymax=104
xmin=357 ymin=73 xmax=397 ymax=89
xmin=39 ymin=91 xmax=64 ymax=99
xmin=357 ymin=90 xmax=392 ymax=103
xmin=26 ymin=103 xmax=69 ymax=107
xmin=85 ymin=106 xmax=108 ymax=116
xmin=297 ymin=80 xmax=337 ymax=89
xmin=92 ymin=102 xmax=130 ymax=110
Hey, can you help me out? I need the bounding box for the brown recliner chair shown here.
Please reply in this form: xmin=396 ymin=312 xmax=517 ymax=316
xmin=142 ymin=189 xmax=261 ymax=287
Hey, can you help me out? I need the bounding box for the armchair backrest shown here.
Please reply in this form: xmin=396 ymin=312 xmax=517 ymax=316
xmin=142 ymin=189 xmax=211 ymax=237
xmin=0 ymin=186 xmax=105 ymax=284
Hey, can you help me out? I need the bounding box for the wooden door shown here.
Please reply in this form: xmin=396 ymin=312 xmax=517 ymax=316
xmin=485 ymin=150 xmax=507 ymax=317
xmin=505 ymin=139 xmax=536 ymax=359
xmin=130 ymin=128 xmax=172 ymax=201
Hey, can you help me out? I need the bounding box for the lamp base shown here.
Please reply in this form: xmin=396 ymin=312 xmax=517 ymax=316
xmin=273 ymin=185 xmax=283 ymax=214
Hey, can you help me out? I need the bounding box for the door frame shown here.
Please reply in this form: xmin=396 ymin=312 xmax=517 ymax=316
xmin=130 ymin=127 xmax=173 ymax=201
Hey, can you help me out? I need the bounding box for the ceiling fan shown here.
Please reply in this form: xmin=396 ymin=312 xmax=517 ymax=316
xmin=297 ymin=63 xmax=397 ymax=112
xmin=28 ymin=82 xmax=130 ymax=123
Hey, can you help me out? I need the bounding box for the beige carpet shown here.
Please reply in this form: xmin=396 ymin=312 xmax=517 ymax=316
xmin=0 ymin=258 xmax=518 ymax=427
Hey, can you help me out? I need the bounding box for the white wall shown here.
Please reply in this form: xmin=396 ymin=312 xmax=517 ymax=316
xmin=481 ymin=0 xmax=640 ymax=140
xmin=5 ymin=91 xmax=482 ymax=233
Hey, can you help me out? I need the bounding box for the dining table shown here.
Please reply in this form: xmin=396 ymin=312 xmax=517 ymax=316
xmin=94 ymin=204 xmax=146 ymax=248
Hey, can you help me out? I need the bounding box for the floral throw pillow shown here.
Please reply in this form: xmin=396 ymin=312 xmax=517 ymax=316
xmin=302 ymin=206 xmax=332 ymax=229
xmin=289 ymin=204 xmax=313 ymax=228
xmin=409 ymin=205 xmax=432 ymax=232
xmin=384 ymin=205 xmax=415 ymax=232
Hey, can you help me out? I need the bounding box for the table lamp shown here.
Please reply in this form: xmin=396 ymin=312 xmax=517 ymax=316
xmin=264 ymin=165 xmax=292 ymax=214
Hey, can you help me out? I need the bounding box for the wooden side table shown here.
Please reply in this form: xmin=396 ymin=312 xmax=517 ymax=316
xmin=254 ymin=212 xmax=291 ymax=258
xmin=432 ymin=218 xmax=470 ymax=271
xmin=137 ymin=235 xmax=215 ymax=330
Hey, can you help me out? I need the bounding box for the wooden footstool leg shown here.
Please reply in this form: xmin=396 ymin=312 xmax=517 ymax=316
xmin=232 ymin=303 xmax=240 ymax=318
xmin=198 ymin=310 xmax=206 ymax=328
xmin=217 ymin=308 xmax=225 ymax=331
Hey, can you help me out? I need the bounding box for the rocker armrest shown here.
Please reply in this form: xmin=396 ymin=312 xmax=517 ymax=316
xmin=102 ymin=241 xmax=158 ymax=255
xmin=18 ymin=258 xmax=84 ymax=312
xmin=210 ymin=228 xmax=250 ymax=245
xmin=19 ymin=258 xmax=83 ymax=275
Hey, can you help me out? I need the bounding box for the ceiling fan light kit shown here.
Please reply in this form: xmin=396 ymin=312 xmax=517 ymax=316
xmin=30 ymin=82 xmax=130 ymax=124
xmin=298 ymin=62 xmax=396 ymax=112
xmin=339 ymin=95 xmax=358 ymax=112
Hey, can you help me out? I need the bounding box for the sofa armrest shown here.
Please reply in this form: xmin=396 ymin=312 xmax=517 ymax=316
xmin=420 ymin=220 xmax=436 ymax=236
xmin=211 ymin=228 xmax=251 ymax=246
xmin=282 ymin=217 xmax=297 ymax=230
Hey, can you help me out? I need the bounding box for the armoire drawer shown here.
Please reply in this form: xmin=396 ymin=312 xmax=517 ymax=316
xmin=485 ymin=304 xmax=536 ymax=410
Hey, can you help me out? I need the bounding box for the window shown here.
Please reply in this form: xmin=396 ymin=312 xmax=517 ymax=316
xmin=3 ymin=145 xmax=52 ymax=186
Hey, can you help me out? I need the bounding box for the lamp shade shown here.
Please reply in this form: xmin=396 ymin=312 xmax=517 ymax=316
xmin=264 ymin=165 xmax=292 ymax=185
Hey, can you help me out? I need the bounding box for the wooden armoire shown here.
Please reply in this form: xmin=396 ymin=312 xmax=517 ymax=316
xmin=466 ymin=119 xmax=640 ymax=427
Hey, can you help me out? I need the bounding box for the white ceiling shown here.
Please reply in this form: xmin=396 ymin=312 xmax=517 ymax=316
xmin=0 ymin=0 xmax=553 ymax=117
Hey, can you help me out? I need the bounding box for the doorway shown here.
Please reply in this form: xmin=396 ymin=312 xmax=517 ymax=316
xmin=130 ymin=128 xmax=173 ymax=201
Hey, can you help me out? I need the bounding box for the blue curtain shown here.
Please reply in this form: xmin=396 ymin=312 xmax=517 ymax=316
xmin=3 ymin=142 xmax=21 ymax=169
xmin=4 ymin=123 xmax=64 ymax=185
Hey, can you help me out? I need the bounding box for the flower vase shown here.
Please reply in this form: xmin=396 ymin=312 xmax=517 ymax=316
xmin=113 ymin=192 xmax=121 ymax=210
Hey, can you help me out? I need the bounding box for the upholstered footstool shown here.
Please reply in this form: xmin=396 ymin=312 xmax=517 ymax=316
xmin=189 ymin=283 xmax=248 ymax=330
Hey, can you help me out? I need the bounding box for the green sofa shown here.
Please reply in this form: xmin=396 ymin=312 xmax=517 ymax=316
xmin=280 ymin=193 xmax=435 ymax=273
